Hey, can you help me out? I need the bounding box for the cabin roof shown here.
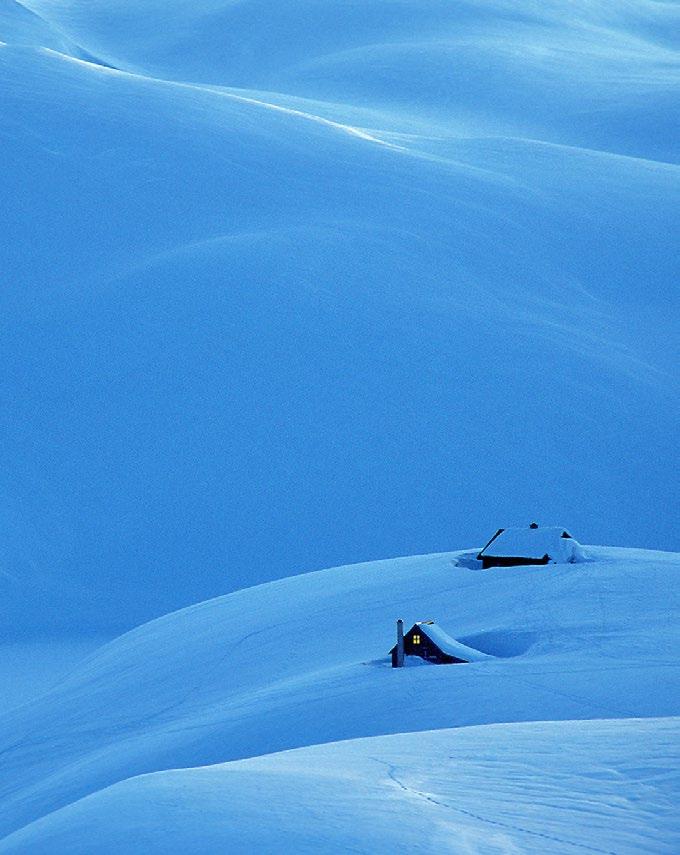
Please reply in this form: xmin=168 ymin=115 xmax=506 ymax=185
xmin=478 ymin=525 xmax=578 ymax=561
xmin=412 ymin=621 xmax=491 ymax=662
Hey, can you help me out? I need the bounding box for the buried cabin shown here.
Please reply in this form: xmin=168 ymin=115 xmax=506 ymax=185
xmin=477 ymin=523 xmax=584 ymax=569
xmin=390 ymin=620 xmax=490 ymax=666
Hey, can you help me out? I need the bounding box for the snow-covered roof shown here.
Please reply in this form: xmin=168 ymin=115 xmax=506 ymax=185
xmin=416 ymin=622 xmax=491 ymax=663
xmin=478 ymin=525 xmax=583 ymax=562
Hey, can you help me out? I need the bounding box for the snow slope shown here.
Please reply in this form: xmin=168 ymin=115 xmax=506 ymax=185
xmin=2 ymin=718 xmax=678 ymax=854
xmin=0 ymin=636 xmax=107 ymax=714
xmin=0 ymin=546 xmax=678 ymax=846
xmin=2 ymin=1 xmax=679 ymax=631
xmin=13 ymin=2 xmax=680 ymax=160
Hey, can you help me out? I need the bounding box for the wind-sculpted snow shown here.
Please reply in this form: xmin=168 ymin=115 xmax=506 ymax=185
xmin=1 ymin=718 xmax=678 ymax=854
xmin=10 ymin=0 xmax=679 ymax=159
xmin=0 ymin=1 xmax=71 ymax=53
xmin=1 ymin=4 xmax=678 ymax=849
xmin=1 ymin=6 xmax=679 ymax=629
xmin=0 ymin=547 xmax=678 ymax=841
xmin=1 ymin=4 xmax=678 ymax=616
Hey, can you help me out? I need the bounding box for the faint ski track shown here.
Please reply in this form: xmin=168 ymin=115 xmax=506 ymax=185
xmin=376 ymin=759 xmax=619 ymax=855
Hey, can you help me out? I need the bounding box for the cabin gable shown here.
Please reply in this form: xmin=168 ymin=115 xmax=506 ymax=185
xmin=390 ymin=622 xmax=468 ymax=664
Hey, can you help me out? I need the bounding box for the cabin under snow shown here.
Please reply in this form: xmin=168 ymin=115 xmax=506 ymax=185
xmin=477 ymin=523 xmax=584 ymax=569
xmin=390 ymin=621 xmax=490 ymax=665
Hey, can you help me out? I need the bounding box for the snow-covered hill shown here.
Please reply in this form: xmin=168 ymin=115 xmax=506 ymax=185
xmin=0 ymin=546 xmax=678 ymax=849
xmin=2 ymin=718 xmax=678 ymax=854
xmin=11 ymin=1 xmax=680 ymax=163
xmin=1 ymin=1 xmax=679 ymax=632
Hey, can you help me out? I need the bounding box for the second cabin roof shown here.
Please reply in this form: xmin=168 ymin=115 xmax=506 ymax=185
xmin=478 ymin=525 xmax=576 ymax=560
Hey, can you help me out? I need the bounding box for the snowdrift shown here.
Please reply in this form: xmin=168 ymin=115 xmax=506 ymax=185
xmin=12 ymin=1 xmax=680 ymax=161
xmin=0 ymin=546 xmax=678 ymax=844
xmin=1 ymin=718 xmax=678 ymax=854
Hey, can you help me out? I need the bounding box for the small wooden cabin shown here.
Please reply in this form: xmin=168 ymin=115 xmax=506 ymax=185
xmin=390 ymin=621 xmax=488 ymax=665
xmin=477 ymin=523 xmax=583 ymax=569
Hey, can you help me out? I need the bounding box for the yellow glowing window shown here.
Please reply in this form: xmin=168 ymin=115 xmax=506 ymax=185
xmin=413 ymin=634 xmax=421 ymax=644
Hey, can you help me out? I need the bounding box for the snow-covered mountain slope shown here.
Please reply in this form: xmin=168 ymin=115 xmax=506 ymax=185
xmin=12 ymin=1 xmax=680 ymax=160
xmin=0 ymin=546 xmax=678 ymax=842
xmin=0 ymin=636 xmax=107 ymax=714
xmin=2 ymin=718 xmax=678 ymax=854
xmin=2 ymin=2 xmax=679 ymax=631
xmin=0 ymin=1 xmax=74 ymax=53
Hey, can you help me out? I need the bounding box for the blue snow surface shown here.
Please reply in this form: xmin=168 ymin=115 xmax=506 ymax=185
xmin=0 ymin=546 xmax=679 ymax=851
xmin=1 ymin=0 xmax=679 ymax=633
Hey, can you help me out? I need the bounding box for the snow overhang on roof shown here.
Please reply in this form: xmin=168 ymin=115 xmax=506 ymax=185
xmin=477 ymin=525 xmax=583 ymax=562
xmin=417 ymin=622 xmax=491 ymax=662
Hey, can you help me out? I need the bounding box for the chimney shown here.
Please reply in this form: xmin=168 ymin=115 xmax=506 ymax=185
xmin=394 ymin=619 xmax=405 ymax=668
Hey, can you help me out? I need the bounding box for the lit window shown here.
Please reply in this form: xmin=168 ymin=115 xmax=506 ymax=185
xmin=413 ymin=634 xmax=421 ymax=644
